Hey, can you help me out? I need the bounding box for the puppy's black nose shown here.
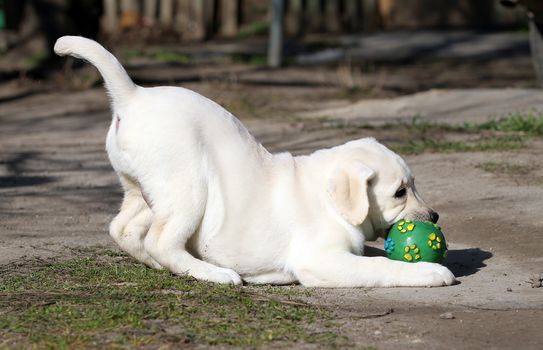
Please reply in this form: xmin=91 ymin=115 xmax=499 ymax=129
xmin=430 ymin=211 xmax=439 ymax=223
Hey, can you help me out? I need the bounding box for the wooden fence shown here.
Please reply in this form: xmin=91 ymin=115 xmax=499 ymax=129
xmin=101 ymin=0 xmax=526 ymax=41
xmin=102 ymin=0 xmax=376 ymax=40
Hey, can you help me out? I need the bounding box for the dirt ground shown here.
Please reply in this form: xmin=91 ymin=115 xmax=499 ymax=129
xmin=1 ymin=47 xmax=543 ymax=349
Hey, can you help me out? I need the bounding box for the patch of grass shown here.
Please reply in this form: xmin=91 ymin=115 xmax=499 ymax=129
xmin=231 ymin=53 xmax=267 ymax=65
xmin=476 ymin=161 xmax=535 ymax=176
xmin=392 ymin=135 xmax=527 ymax=155
xmin=304 ymin=40 xmax=341 ymax=53
xmin=23 ymin=52 xmax=49 ymax=67
xmin=153 ymin=50 xmax=191 ymax=64
xmin=464 ymin=111 xmax=543 ymax=135
xmin=338 ymin=86 xmax=378 ymax=101
xmin=121 ymin=48 xmax=191 ymax=65
xmin=0 ymin=249 xmax=346 ymax=349
xmin=237 ymin=20 xmax=269 ymax=38
xmin=121 ymin=48 xmax=145 ymax=60
xmin=320 ymin=113 xmax=543 ymax=155
xmin=375 ymin=112 xmax=543 ymax=135
xmin=475 ymin=161 xmax=543 ymax=185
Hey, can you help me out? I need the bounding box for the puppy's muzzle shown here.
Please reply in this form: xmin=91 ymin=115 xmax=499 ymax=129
xmin=404 ymin=210 xmax=439 ymax=223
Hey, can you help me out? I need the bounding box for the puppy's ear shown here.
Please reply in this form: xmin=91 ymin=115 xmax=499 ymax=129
xmin=327 ymin=163 xmax=375 ymax=226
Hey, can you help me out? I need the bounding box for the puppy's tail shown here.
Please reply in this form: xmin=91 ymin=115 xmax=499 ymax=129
xmin=54 ymin=36 xmax=136 ymax=105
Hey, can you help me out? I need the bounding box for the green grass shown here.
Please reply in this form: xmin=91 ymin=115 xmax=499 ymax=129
xmin=341 ymin=112 xmax=543 ymax=134
xmin=0 ymin=249 xmax=345 ymax=349
xmin=237 ymin=20 xmax=270 ymax=38
xmin=321 ymin=112 xmax=543 ymax=155
xmin=475 ymin=161 xmax=542 ymax=185
xmin=461 ymin=112 xmax=543 ymax=135
xmin=23 ymin=52 xmax=49 ymax=67
xmin=476 ymin=161 xmax=535 ymax=176
xmin=153 ymin=50 xmax=191 ymax=64
xmin=380 ymin=112 xmax=543 ymax=135
xmin=122 ymin=48 xmax=191 ymax=65
xmin=231 ymin=53 xmax=267 ymax=66
xmin=392 ymin=135 xmax=527 ymax=155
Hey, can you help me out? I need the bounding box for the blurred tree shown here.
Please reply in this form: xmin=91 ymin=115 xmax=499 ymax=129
xmin=3 ymin=0 xmax=102 ymax=75
xmin=501 ymin=1 xmax=543 ymax=87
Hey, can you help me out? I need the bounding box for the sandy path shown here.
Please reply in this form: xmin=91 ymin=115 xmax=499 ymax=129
xmin=1 ymin=86 xmax=542 ymax=349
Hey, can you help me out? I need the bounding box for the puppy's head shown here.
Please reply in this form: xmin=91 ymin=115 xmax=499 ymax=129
xmin=326 ymin=138 xmax=437 ymax=240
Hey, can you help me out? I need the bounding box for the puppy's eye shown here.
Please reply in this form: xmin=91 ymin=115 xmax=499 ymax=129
xmin=394 ymin=188 xmax=407 ymax=198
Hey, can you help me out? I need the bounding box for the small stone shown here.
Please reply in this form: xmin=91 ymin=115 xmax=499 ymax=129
xmin=530 ymin=274 xmax=542 ymax=288
xmin=506 ymin=287 xmax=513 ymax=292
xmin=439 ymin=312 xmax=455 ymax=320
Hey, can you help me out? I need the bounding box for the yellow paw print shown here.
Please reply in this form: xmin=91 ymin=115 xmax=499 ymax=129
xmin=397 ymin=220 xmax=415 ymax=234
xmin=403 ymin=243 xmax=421 ymax=262
xmin=427 ymin=232 xmax=443 ymax=250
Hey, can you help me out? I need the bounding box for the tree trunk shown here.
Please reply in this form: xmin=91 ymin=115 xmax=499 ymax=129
xmin=529 ymin=16 xmax=543 ymax=88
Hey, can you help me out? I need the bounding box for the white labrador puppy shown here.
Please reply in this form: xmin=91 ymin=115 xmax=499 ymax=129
xmin=54 ymin=36 xmax=455 ymax=287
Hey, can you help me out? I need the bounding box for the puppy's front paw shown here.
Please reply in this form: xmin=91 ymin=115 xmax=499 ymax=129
xmin=408 ymin=262 xmax=456 ymax=287
xmin=207 ymin=267 xmax=243 ymax=285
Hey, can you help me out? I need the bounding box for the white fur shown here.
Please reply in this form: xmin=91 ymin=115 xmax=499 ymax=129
xmin=55 ymin=36 xmax=455 ymax=287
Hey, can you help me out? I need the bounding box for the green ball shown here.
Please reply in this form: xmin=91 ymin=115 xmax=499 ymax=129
xmin=384 ymin=220 xmax=447 ymax=264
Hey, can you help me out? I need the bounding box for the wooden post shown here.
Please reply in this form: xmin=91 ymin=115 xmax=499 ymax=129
xmin=220 ymin=0 xmax=239 ymax=37
xmin=203 ymin=0 xmax=216 ymax=37
xmin=192 ymin=0 xmax=206 ymax=40
xmin=529 ymin=16 xmax=543 ymax=88
xmin=306 ymin=0 xmax=321 ymax=32
xmin=286 ymin=0 xmax=302 ymax=36
xmin=120 ymin=0 xmax=139 ymax=29
xmin=160 ymin=0 xmax=174 ymax=27
xmin=102 ymin=0 xmax=118 ymax=34
xmin=363 ymin=0 xmax=380 ymax=30
xmin=143 ymin=0 xmax=157 ymax=26
xmin=268 ymin=0 xmax=284 ymax=68
xmin=175 ymin=0 xmax=191 ymax=36
xmin=345 ymin=0 xmax=360 ymax=31
xmin=325 ymin=0 xmax=340 ymax=32
xmin=176 ymin=0 xmax=208 ymax=40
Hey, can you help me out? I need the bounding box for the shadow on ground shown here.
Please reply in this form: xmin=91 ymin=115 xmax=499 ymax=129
xmin=0 ymin=175 xmax=55 ymax=188
xmin=364 ymin=245 xmax=492 ymax=279
xmin=444 ymin=248 xmax=492 ymax=278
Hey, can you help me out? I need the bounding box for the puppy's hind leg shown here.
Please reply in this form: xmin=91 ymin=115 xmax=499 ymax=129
xmin=143 ymin=195 xmax=241 ymax=284
xmin=109 ymin=175 xmax=162 ymax=269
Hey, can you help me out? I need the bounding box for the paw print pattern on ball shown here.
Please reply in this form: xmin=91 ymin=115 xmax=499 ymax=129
xmin=396 ymin=219 xmax=415 ymax=233
xmin=403 ymin=243 xmax=421 ymax=262
xmin=427 ymin=232 xmax=443 ymax=250
xmin=384 ymin=238 xmax=395 ymax=254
